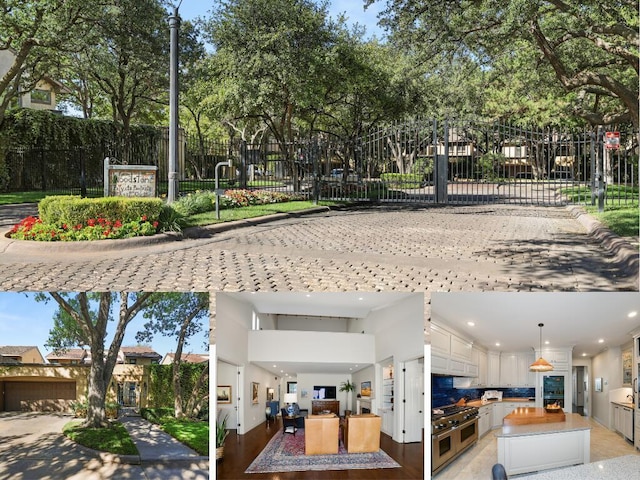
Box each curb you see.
[0,206,332,254]
[566,205,639,279]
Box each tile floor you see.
[433,417,639,479]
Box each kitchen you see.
[429,292,640,478]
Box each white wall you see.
[276,315,350,332]
[217,360,238,430]
[243,363,279,433]
[216,294,253,365]
[592,346,623,427]
[296,373,351,415]
[368,293,423,363]
[248,330,376,366]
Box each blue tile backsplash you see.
[432,375,535,408]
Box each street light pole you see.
[168,6,180,203]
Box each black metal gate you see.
[335,119,638,206]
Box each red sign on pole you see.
[605,131,620,150]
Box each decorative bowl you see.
[545,405,562,413]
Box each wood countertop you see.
[466,398,535,408]
[503,407,565,426]
[496,413,591,438]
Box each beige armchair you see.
[343,413,381,453]
[304,414,339,455]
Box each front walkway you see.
[119,414,207,465]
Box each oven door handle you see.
[433,430,454,440]
[457,417,478,429]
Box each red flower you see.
[141,215,148,222]
[114,220,122,228]
[153,221,159,228]
[87,218,96,227]
[75,224,83,230]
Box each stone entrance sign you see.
[104,158,158,197]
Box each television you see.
[312,385,337,399]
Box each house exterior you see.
[0,49,68,112]
[0,346,45,364]
[118,346,162,365]
[45,348,89,365]
[0,345,163,412]
[161,352,209,365]
[0,364,89,413]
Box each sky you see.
[174,0,386,40]
[0,292,209,360]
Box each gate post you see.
[435,120,448,204]
[595,126,605,212]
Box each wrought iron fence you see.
[3,121,637,208]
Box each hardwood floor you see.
[216,418,424,479]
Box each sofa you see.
[304,414,339,455]
[343,413,381,453]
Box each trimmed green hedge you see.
[380,173,424,188]
[38,195,163,226]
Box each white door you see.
[403,358,424,443]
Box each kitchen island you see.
[515,454,640,479]
[496,413,591,476]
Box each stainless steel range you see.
[431,405,479,475]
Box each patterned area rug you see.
[245,429,401,473]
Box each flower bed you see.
[9,215,159,241]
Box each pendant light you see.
[529,323,554,372]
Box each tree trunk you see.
[85,360,109,428]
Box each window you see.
[126,358,136,364]
[30,89,52,105]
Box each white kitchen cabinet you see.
[537,349,570,370]
[488,352,501,387]
[431,323,451,356]
[451,334,473,362]
[612,404,634,441]
[431,322,477,376]
[479,404,492,437]
[474,348,488,387]
[500,353,519,386]
[491,402,503,428]
[381,409,393,435]
[517,352,536,387]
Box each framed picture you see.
[251,382,259,404]
[361,381,371,397]
[217,385,232,404]
[595,377,603,392]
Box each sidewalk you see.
[119,414,208,466]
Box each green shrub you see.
[141,407,175,423]
[38,195,163,226]
[172,191,216,216]
[380,173,424,188]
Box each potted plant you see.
[216,413,230,460]
[339,380,355,415]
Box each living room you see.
[214,292,425,479]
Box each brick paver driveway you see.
[0,205,635,296]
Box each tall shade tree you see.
[374,0,639,128]
[204,0,338,190]
[0,0,95,126]
[42,292,153,428]
[135,292,209,419]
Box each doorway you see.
[403,357,424,443]
[572,365,588,416]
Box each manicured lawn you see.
[182,200,338,227]
[158,419,209,456]
[0,190,102,205]
[63,420,138,455]
[583,204,639,238]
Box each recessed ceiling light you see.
[544,340,550,345]
[598,339,604,343]
[628,311,638,318]
[273,364,277,368]
[280,370,284,373]
[467,321,475,327]
[495,342,501,347]
[306,294,311,298]
[358,297,364,301]
[582,353,587,357]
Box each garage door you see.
[5,381,76,412]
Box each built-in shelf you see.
[383,365,394,411]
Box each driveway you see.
[0,412,208,480]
